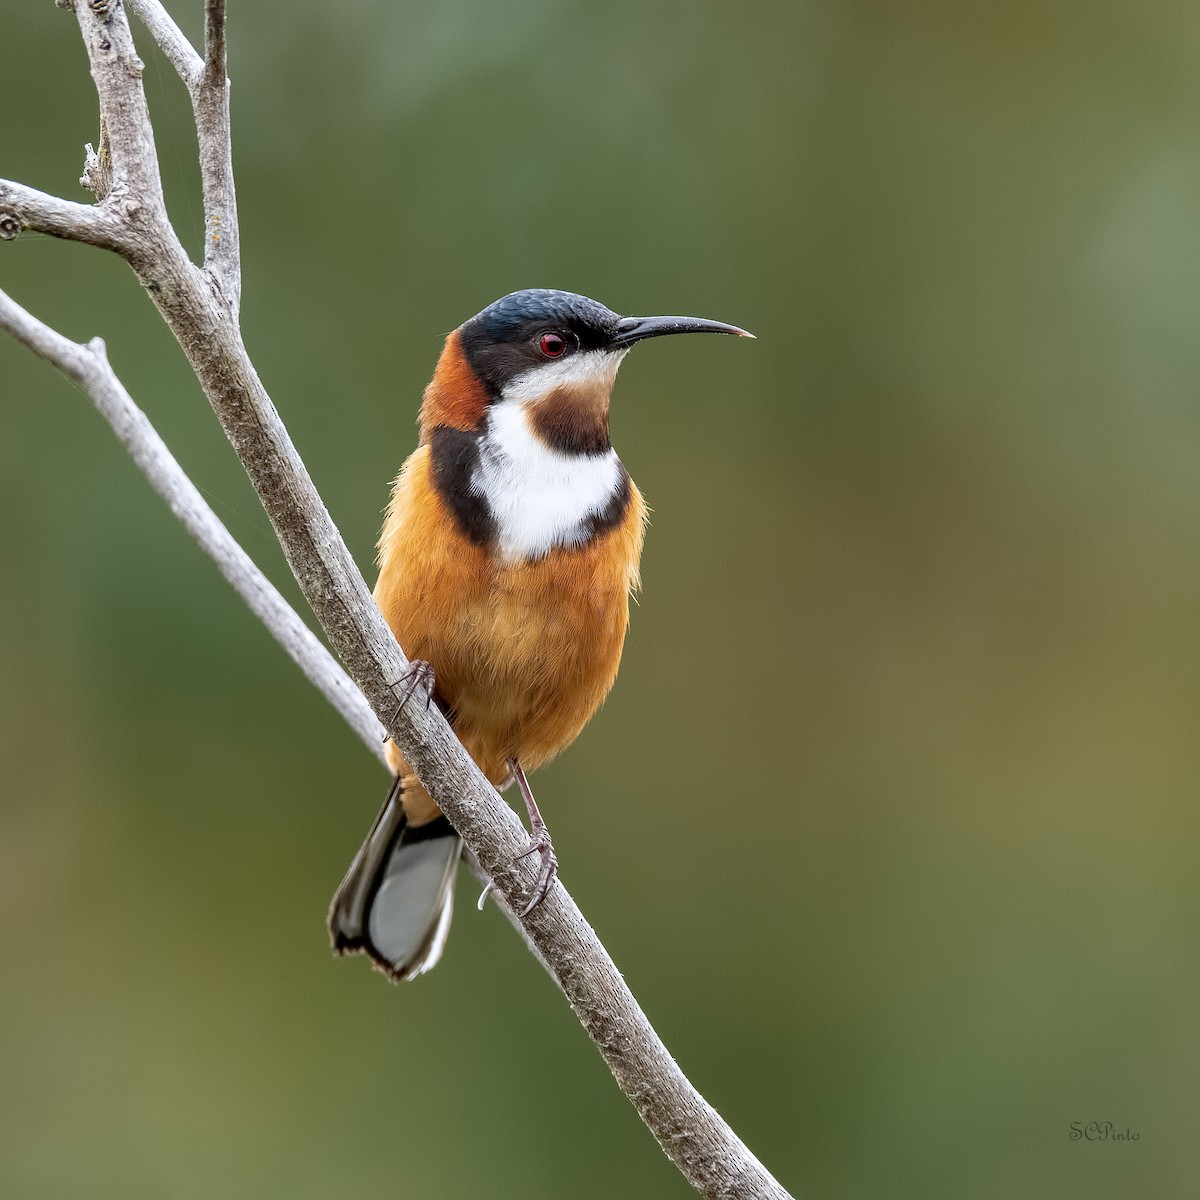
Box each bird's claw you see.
[515,832,558,916]
[382,659,436,741]
[473,836,556,916]
[474,758,559,917]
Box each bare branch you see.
[0,5,793,1197]
[0,283,95,378]
[71,0,167,216]
[120,0,240,313]
[124,0,203,86]
[203,0,227,83]
[195,0,240,312]
[0,178,125,250]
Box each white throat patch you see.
[500,348,627,405]
[472,401,623,561]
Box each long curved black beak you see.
[611,314,755,349]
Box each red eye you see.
[539,332,567,358]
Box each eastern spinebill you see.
[329,288,752,979]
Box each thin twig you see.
[0,179,125,250]
[73,2,167,214]
[124,0,203,86]
[122,0,240,311]
[203,0,227,69]
[196,0,240,312]
[0,6,792,1197]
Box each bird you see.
[328,288,752,980]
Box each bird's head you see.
[419,289,752,454]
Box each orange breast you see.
[374,444,646,820]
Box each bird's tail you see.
[328,775,463,980]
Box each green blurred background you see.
[2,2,1198,1196]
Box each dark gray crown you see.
[458,289,621,396]
[465,289,620,344]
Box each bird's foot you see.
[507,757,558,916]
[514,825,558,916]
[476,829,557,916]
[383,659,436,741]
